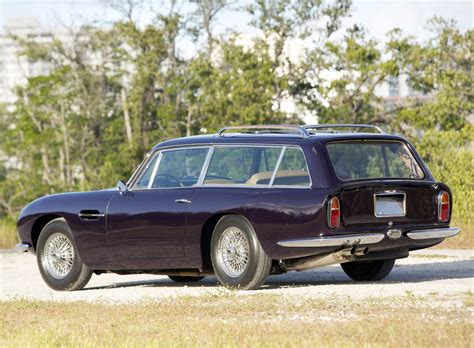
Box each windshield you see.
[326,140,424,181]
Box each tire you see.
[36,218,93,291]
[210,215,271,290]
[168,275,205,283]
[341,259,395,281]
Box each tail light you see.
[438,191,450,222]
[328,197,340,228]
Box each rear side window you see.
[326,140,424,181]
[273,147,311,187]
[204,147,282,185]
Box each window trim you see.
[129,143,312,191]
[130,146,211,191]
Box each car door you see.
[106,147,209,267]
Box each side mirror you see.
[117,180,129,195]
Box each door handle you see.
[175,199,192,204]
[79,210,105,220]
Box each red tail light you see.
[328,197,340,228]
[438,191,450,222]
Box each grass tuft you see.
[0,294,472,347]
[0,217,17,249]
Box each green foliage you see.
[415,126,474,227]
[0,1,472,233]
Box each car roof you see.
[152,132,410,151]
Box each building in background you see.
[0,17,53,104]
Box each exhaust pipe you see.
[284,247,369,272]
[354,247,369,257]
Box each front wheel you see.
[36,218,92,291]
[211,215,271,290]
[341,259,395,281]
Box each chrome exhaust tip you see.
[354,247,369,257]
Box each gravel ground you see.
[1,249,472,303]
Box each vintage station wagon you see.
[16,124,460,290]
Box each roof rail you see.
[303,124,385,134]
[216,125,311,138]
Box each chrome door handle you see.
[175,199,192,204]
[78,210,105,220]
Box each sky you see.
[0,0,472,42]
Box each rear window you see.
[326,140,424,181]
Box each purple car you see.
[16,124,460,290]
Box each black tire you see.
[168,275,205,283]
[211,215,271,290]
[341,259,395,281]
[36,218,93,291]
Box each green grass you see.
[0,217,17,249]
[0,294,472,347]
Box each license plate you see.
[374,192,406,217]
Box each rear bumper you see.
[277,227,460,248]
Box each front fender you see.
[17,190,116,268]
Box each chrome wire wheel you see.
[42,232,75,279]
[217,227,250,278]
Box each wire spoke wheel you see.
[217,227,250,278]
[42,232,75,279]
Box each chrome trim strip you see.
[15,243,30,252]
[407,227,460,240]
[277,233,385,248]
[147,152,163,189]
[197,146,214,185]
[268,146,286,187]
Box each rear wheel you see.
[168,275,205,283]
[211,215,271,290]
[341,259,395,281]
[36,218,92,291]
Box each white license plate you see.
[374,192,406,217]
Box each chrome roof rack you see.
[303,124,385,134]
[216,125,311,138]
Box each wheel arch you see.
[200,212,256,271]
[31,214,64,250]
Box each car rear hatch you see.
[338,180,438,226]
[325,138,443,228]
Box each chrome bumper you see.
[277,233,385,248]
[15,243,30,252]
[277,227,460,248]
[406,227,460,240]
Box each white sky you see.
[0,0,472,41]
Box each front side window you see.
[204,146,282,185]
[272,147,311,187]
[326,140,424,181]
[151,148,209,188]
[134,147,209,189]
[134,154,159,188]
